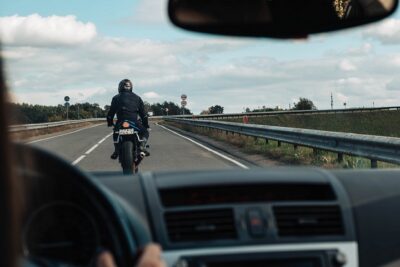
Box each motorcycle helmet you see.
[118,79,133,93]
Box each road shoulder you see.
[159,123,281,168]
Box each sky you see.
[1,0,400,114]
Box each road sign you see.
[181,94,187,100]
[64,96,70,102]
[64,102,70,107]
[181,100,187,107]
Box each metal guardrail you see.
[164,118,400,167]
[9,118,105,132]
[168,106,400,120]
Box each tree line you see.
[9,98,316,123]
[244,98,316,113]
[145,101,191,116]
[10,102,108,124]
[9,100,193,124]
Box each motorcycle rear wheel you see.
[120,141,136,175]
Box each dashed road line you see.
[72,155,86,166]
[72,132,113,165]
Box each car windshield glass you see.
[2,0,400,172]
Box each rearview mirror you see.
[168,0,397,38]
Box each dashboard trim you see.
[162,241,358,267]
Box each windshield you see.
[2,0,400,172]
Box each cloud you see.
[339,59,357,71]
[363,18,400,44]
[0,14,97,46]
[3,13,400,113]
[386,79,400,91]
[143,91,161,99]
[12,87,109,105]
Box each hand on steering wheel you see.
[97,244,166,267]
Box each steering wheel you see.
[14,143,151,267]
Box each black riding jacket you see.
[107,91,149,128]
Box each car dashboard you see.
[96,168,400,267]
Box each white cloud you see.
[3,14,400,113]
[339,59,357,71]
[386,79,400,91]
[143,91,161,99]
[0,14,97,46]
[12,87,109,105]
[336,93,349,103]
[363,18,400,44]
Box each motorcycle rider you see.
[107,79,149,159]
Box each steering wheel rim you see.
[15,143,151,267]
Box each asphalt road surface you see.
[28,122,248,173]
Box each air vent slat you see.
[273,205,344,237]
[165,208,237,242]
[169,220,232,227]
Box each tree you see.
[208,105,224,114]
[150,101,191,116]
[292,98,317,110]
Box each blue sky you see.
[1,0,400,113]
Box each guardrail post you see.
[277,141,281,147]
[265,139,269,144]
[294,144,298,150]
[371,159,378,168]
[338,153,343,163]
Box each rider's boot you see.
[110,143,119,159]
[140,137,150,157]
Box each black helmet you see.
[118,79,133,93]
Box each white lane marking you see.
[84,132,113,155]
[85,144,99,155]
[72,132,113,165]
[72,155,86,165]
[98,133,113,144]
[158,124,249,169]
[27,123,102,144]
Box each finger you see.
[97,251,117,267]
[137,244,166,267]
[141,244,161,260]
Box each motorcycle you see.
[114,120,147,174]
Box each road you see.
[28,122,247,173]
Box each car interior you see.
[2,0,400,267]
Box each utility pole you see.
[77,104,80,119]
[331,92,333,109]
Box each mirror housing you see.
[168,0,398,38]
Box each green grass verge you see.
[225,110,400,137]
[165,122,399,169]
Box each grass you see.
[225,110,400,137]
[165,121,399,169]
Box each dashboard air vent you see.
[165,208,237,242]
[160,183,335,207]
[273,205,344,237]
